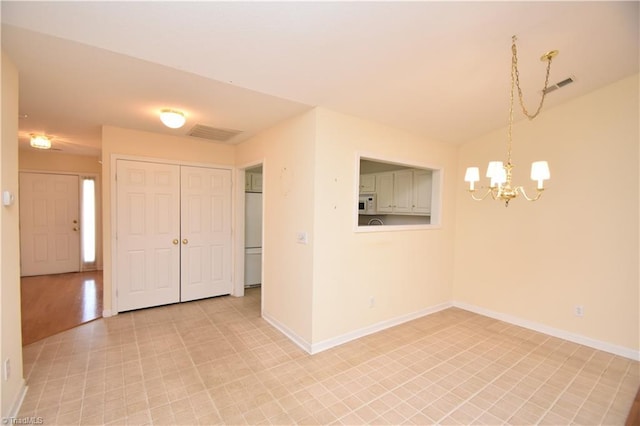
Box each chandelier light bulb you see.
[464,167,480,191]
[160,109,186,129]
[530,161,550,189]
[486,161,505,187]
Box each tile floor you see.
[18,288,639,425]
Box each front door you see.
[180,166,232,302]
[19,172,80,276]
[116,160,181,312]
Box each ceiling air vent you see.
[187,124,243,143]
[543,76,575,95]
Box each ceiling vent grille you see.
[542,76,575,95]
[187,124,243,142]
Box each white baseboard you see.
[7,380,27,419]
[310,302,452,355]
[262,311,313,354]
[264,303,452,355]
[265,301,639,361]
[453,301,640,361]
[102,309,113,318]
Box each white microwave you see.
[358,194,376,214]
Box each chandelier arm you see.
[468,188,495,202]
[515,186,544,202]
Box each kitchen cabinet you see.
[359,173,376,193]
[368,169,431,215]
[376,170,413,213]
[412,170,432,214]
[245,172,263,192]
[376,173,393,213]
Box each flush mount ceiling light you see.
[30,134,51,149]
[160,109,186,129]
[464,35,557,207]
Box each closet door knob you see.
[172,239,179,245]
[182,239,188,245]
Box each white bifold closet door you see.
[116,160,231,312]
[116,161,181,311]
[180,165,232,302]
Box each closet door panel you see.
[180,166,232,302]
[116,160,181,311]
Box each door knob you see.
[73,227,79,231]
[172,239,179,245]
[182,239,188,245]
[73,220,78,224]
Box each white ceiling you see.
[2,1,638,157]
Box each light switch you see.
[2,191,14,206]
[296,231,308,244]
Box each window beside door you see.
[82,177,97,267]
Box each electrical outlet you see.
[369,296,375,308]
[3,358,10,381]
[296,231,308,244]
[574,305,584,317]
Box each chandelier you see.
[464,36,557,207]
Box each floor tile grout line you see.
[333,317,524,424]
[597,356,634,424]
[446,332,573,424]
[499,337,581,425]
[438,338,550,424]
[427,319,551,423]
[532,345,597,425]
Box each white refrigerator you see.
[244,192,262,287]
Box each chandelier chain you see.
[507,52,515,165]
[511,35,554,120]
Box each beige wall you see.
[101,126,235,314]
[454,74,639,353]
[19,150,101,174]
[311,108,458,344]
[235,110,317,343]
[1,52,25,417]
[236,107,459,348]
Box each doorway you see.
[19,172,100,276]
[18,170,103,345]
[244,165,263,289]
[19,172,80,276]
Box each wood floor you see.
[627,386,640,426]
[20,271,103,346]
